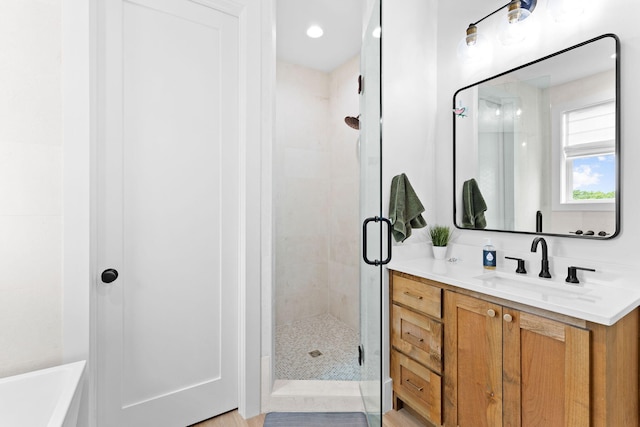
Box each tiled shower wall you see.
[275,56,360,330]
[327,56,360,331]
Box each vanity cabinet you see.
[389,270,639,427]
[390,273,443,426]
[444,292,590,426]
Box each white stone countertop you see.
[388,255,640,326]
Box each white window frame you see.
[551,94,616,212]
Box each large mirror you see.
[454,34,619,239]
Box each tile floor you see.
[275,314,360,381]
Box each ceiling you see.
[276,0,364,73]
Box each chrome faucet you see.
[531,237,551,278]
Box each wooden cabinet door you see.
[502,309,590,427]
[444,292,503,427]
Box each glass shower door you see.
[359,1,385,425]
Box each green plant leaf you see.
[429,225,451,247]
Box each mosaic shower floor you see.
[275,314,360,381]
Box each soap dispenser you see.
[483,239,496,270]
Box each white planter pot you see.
[432,245,448,260]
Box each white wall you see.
[382,0,438,233]
[434,0,640,265]
[381,0,438,411]
[0,0,63,378]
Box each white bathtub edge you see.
[49,360,86,427]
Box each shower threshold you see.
[268,380,364,413]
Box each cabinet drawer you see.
[392,275,442,318]
[392,350,442,425]
[392,304,442,372]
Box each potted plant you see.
[429,225,452,260]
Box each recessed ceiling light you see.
[306,25,324,38]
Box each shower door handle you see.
[362,216,392,266]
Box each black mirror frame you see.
[452,33,620,240]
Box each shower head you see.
[344,115,360,130]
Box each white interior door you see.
[96,0,240,425]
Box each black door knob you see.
[101,268,119,284]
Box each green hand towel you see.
[389,173,427,242]
[462,178,487,229]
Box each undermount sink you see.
[473,271,595,303]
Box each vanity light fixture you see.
[306,25,324,38]
[458,0,536,59]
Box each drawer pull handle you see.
[405,331,424,342]
[403,292,423,300]
[504,314,513,323]
[487,309,496,318]
[405,379,424,392]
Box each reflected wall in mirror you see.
[454,34,619,239]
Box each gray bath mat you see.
[263,412,368,427]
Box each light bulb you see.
[465,24,478,46]
[498,7,533,45]
[457,35,492,61]
[457,27,492,62]
[306,25,324,38]
[507,1,522,23]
